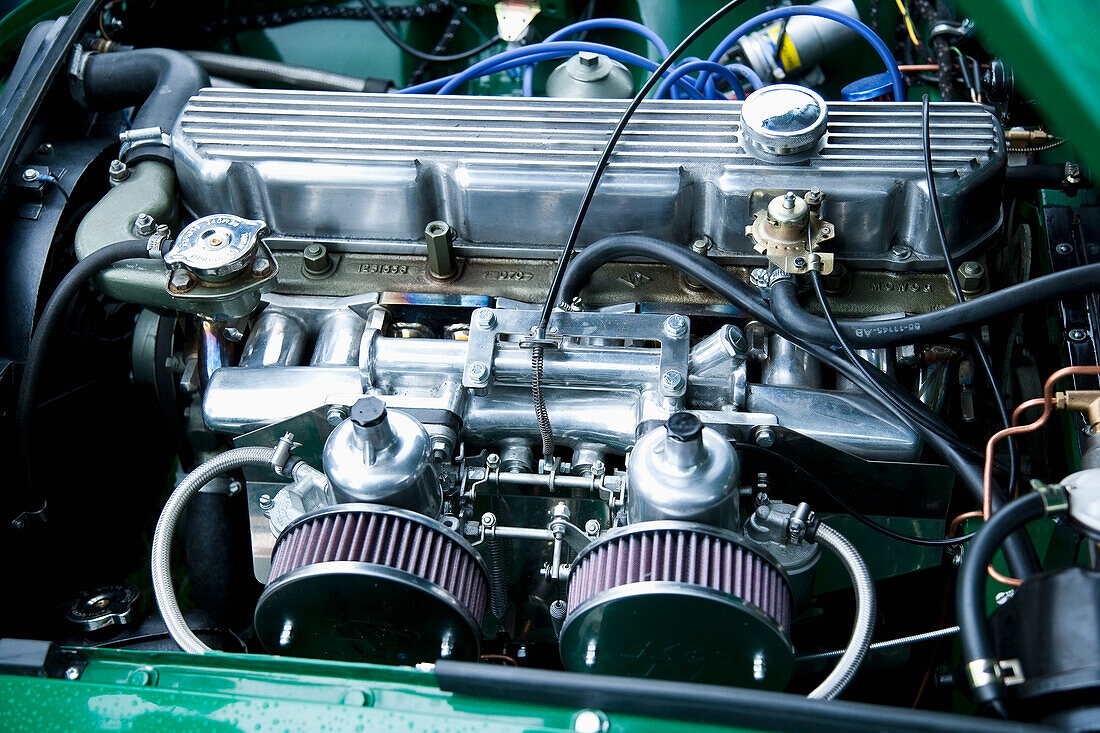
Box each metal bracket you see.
[495,1,541,42]
[462,308,690,397]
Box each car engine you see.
[1,0,1099,729]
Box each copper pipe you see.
[1011,398,1047,426]
[898,64,940,72]
[963,366,1100,587]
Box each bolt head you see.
[258,494,273,510]
[793,256,807,269]
[251,257,272,276]
[754,426,776,448]
[663,314,688,339]
[168,269,196,292]
[584,519,602,536]
[473,308,497,330]
[22,168,39,182]
[326,404,349,426]
[1069,328,1088,343]
[577,51,600,68]
[481,512,497,528]
[64,666,82,681]
[889,245,912,260]
[467,361,490,385]
[302,243,332,276]
[660,369,685,393]
[783,191,796,209]
[134,213,156,237]
[1056,242,1074,255]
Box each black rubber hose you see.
[80,48,209,164]
[956,491,1046,716]
[185,491,243,625]
[558,235,1038,578]
[769,269,1100,349]
[15,240,151,516]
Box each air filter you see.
[560,521,794,689]
[255,504,488,664]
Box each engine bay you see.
[1,0,1099,729]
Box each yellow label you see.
[765,24,802,73]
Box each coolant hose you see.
[152,447,278,654]
[185,51,368,92]
[79,48,209,164]
[769,272,1100,350]
[807,523,876,699]
[15,240,151,518]
[956,491,1047,716]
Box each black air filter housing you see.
[560,521,794,689]
[255,504,488,664]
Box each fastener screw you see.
[251,257,272,276]
[108,159,129,183]
[1069,328,1088,343]
[1056,242,1074,255]
[168,269,196,293]
[302,243,333,276]
[467,361,490,385]
[134,213,156,236]
[64,666,81,681]
[258,494,273,511]
[754,426,776,448]
[793,256,807,269]
[660,369,685,393]
[21,168,39,182]
[889,245,912,260]
[473,308,497,330]
[577,51,600,68]
[327,404,349,426]
[783,191,796,209]
[663,314,688,339]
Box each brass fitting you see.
[1054,390,1100,433]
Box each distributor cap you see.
[164,214,268,283]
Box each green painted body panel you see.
[0,648,749,733]
[954,0,1100,176]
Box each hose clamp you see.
[967,657,1025,691]
[1032,480,1070,517]
[270,432,302,477]
[67,44,96,108]
[118,126,172,162]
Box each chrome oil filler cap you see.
[740,84,828,162]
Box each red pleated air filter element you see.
[256,504,488,664]
[560,522,795,688]
[567,524,791,630]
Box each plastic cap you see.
[350,397,387,428]
[666,412,703,443]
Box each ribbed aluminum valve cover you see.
[173,90,1004,269]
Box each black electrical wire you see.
[15,240,151,521]
[556,233,1039,577]
[736,441,976,547]
[201,1,451,36]
[409,3,465,85]
[528,0,753,463]
[559,235,982,462]
[536,0,752,336]
[359,0,501,63]
[768,264,1100,350]
[921,94,1018,497]
[808,269,1035,576]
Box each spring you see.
[485,534,510,622]
[530,344,555,466]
